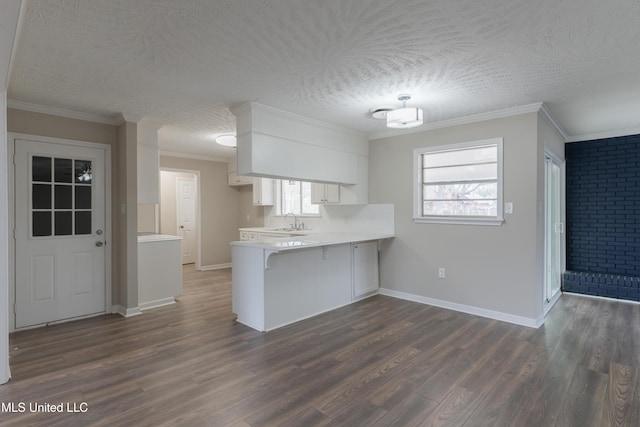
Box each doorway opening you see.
[160,169,201,268]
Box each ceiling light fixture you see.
[215,134,237,147]
[369,106,394,119]
[386,94,423,129]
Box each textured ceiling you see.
[8,0,640,158]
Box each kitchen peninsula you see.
[231,230,393,331]
[231,203,395,332]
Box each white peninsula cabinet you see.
[352,241,379,299]
[231,233,391,332]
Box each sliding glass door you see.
[544,154,563,305]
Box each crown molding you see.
[369,102,545,140]
[115,112,145,124]
[2,0,26,90]
[565,126,640,143]
[159,150,231,163]
[7,99,122,125]
[539,104,569,141]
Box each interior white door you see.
[14,139,106,328]
[177,176,196,264]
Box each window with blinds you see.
[413,138,504,225]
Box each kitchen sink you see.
[264,227,306,232]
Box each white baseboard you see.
[139,298,176,311]
[379,288,542,328]
[112,305,142,317]
[199,262,232,271]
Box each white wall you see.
[369,112,543,324]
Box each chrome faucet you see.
[284,212,300,230]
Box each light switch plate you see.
[505,202,513,214]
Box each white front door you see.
[177,177,196,264]
[14,138,107,328]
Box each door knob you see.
[95,241,104,247]
[180,225,185,229]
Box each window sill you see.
[413,217,504,226]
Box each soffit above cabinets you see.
[8,0,640,159]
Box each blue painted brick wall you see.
[564,134,640,302]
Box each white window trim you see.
[413,138,504,226]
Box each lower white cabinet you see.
[311,182,340,204]
[352,241,379,299]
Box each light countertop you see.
[231,231,394,252]
[137,233,183,243]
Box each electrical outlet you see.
[438,268,446,279]
[505,202,513,214]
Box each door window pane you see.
[54,185,73,209]
[74,160,92,183]
[32,156,52,182]
[75,212,91,235]
[75,186,91,209]
[54,158,73,183]
[33,212,52,237]
[32,184,52,209]
[54,211,73,236]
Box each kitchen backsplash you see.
[264,203,394,234]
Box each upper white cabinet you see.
[253,177,274,206]
[311,183,340,204]
[227,158,253,186]
[228,172,253,186]
[231,102,367,185]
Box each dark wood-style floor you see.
[1,266,639,426]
